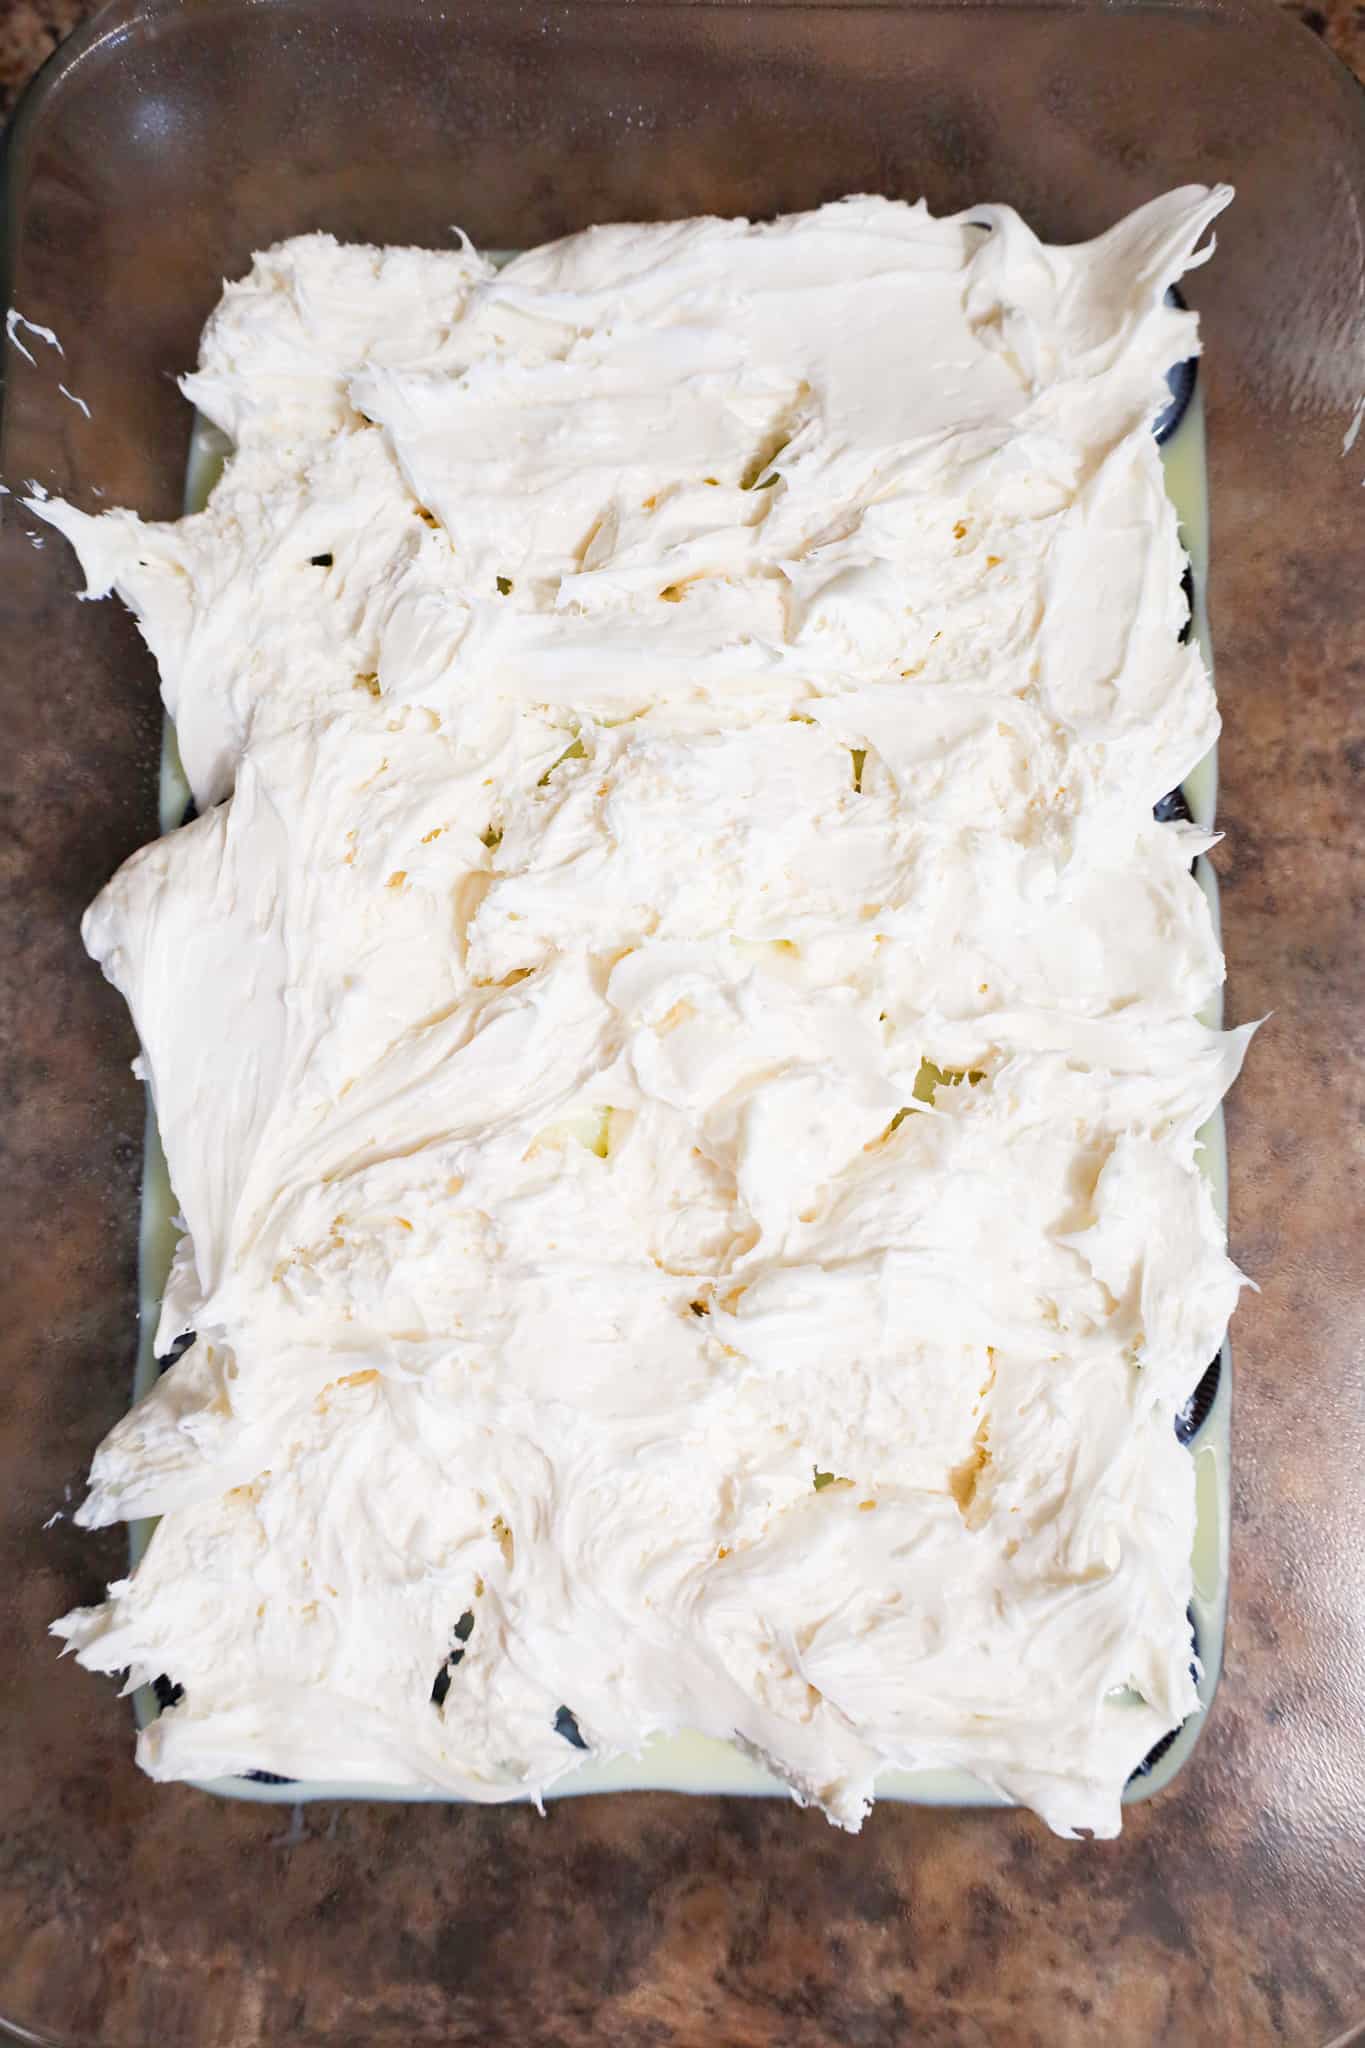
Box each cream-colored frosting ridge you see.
[36,187,1249,1837]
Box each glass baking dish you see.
[4,2,1364,2042]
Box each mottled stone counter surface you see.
[2,4,1364,2044]
[4,0,1361,124]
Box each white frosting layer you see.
[40,188,1248,1836]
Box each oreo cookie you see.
[155,1330,196,1376]
[1154,286,1197,444]
[1176,1353,1223,1445]
[553,1705,589,1751]
[430,1609,477,1708]
[1126,1611,1202,1783]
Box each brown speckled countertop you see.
[0,0,1363,105]
[3,5,1365,2046]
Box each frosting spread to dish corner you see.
[34,186,1250,1836]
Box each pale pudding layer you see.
[38,187,1248,1836]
